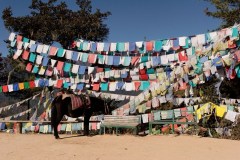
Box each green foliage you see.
[220,78,240,98]
[198,77,220,103]
[230,118,240,140]
[204,0,240,28]
[2,0,111,47]
[203,0,240,99]
[1,0,111,100]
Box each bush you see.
[230,118,240,140]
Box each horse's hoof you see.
[55,136,60,139]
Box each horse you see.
[51,94,113,139]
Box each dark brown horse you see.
[51,94,112,139]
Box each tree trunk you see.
[7,62,25,84]
[7,67,15,84]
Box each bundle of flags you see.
[0,80,47,93]
[0,93,40,114]
[6,24,240,116]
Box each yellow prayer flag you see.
[18,83,24,90]
[216,106,227,117]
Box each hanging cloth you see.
[32,65,39,73]
[92,83,100,91]
[13,49,22,59]
[129,42,135,51]
[146,41,153,51]
[97,42,104,52]
[57,48,65,57]
[71,64,79,74]
[45,66,53,76]
[2,85,8,92]
[55,79,63,88]
[100,82,108,91]
[65,50,73,60]
[123,57,131,66]
[98,54,105,64]
[131,57,140,66]
[26,63,33,72]
[106,56,114,65]
[48,46,58,56]
[42,56,49,66]
[8,32,15,41]
[124,42,129,51]
[13,83,19,91]
[178,51,188,61]
[82,42,90,51]
[90,42,97,52]
[29,52,36,63]
[42,45,49,54]
[63,62,71,72]
[56,61,64,71]
[110,43,117,51]
[18,83,24,90]
[72,52,79,61]
[103,43,110,51]
[88,54,97,63]
[81,53,88,62]
[36,55,43,65]
[22,50,30,60]
[78,66,86,75]
[113,56,120,66]
[117,42,125,52]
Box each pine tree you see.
[204,0,240,28]
[2,0,111,47]
[1,0,111,99]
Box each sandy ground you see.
[0,133,240,160]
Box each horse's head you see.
[89,96,119,115]
[103,99,119,115]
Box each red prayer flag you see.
[139,69,146,75]
[22,50,30,60]
[56,61,64,71]
[26,63,33,72]
[97,67,104,73]
[140,74,148,80]
[29,81,35,88]
[131,57,140,65]
[134,82,141,91]
[178,51,188,62]
[2,85,8,92]
[48,46,58,56]
[88,54,97,63]
[92,83,100,91]
[16,35,22,42]
[56,79,63,88]
[146,41,153,51]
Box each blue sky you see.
[0,0,222,57]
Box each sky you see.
[0,0,222,57]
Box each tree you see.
[2,0,111,48]
[2,0,111,83]
[204,0,240,28]
[1,0,111,100]
[203,0,240,99]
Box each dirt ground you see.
[0,133,240,160]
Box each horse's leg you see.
[84,110,92,136]
[51,104,64,139]
[51,104,59,139]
